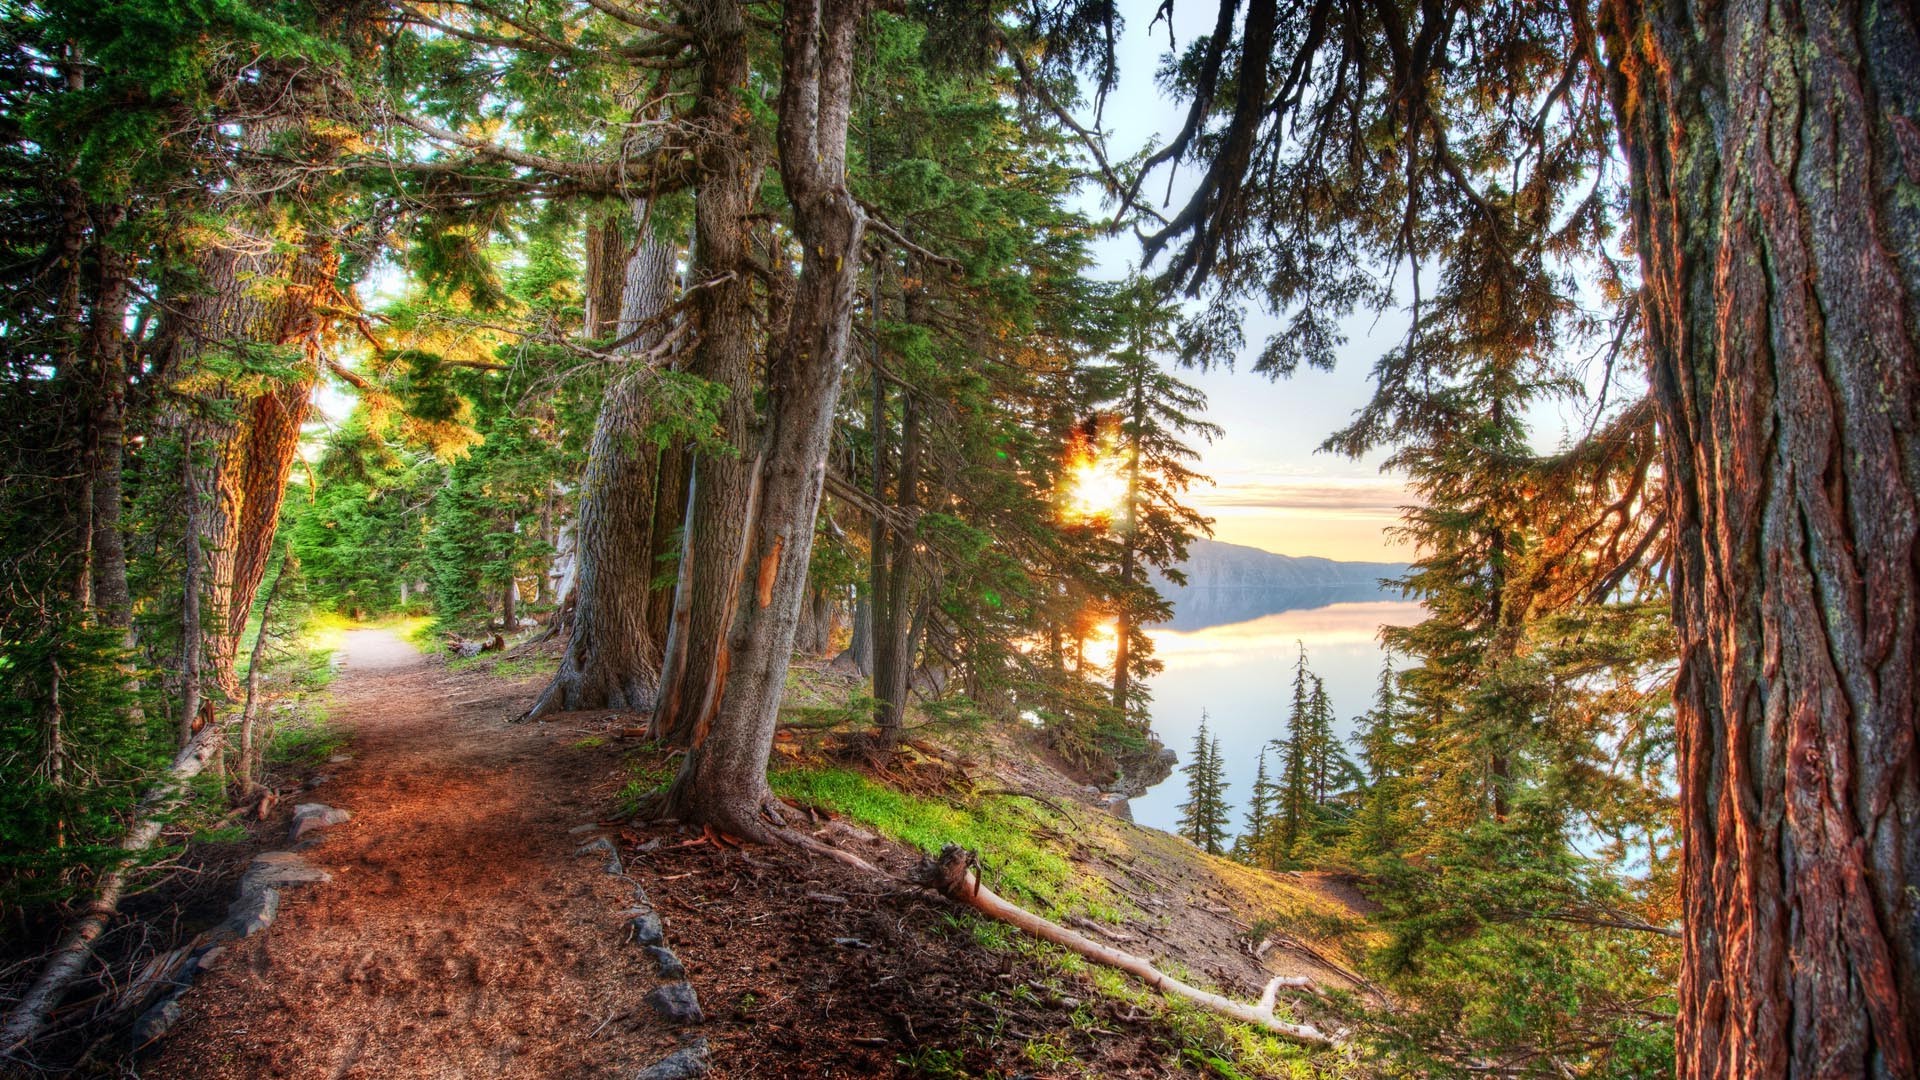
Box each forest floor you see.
[131,628,1378,1079]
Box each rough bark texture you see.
[524,226,677,721]
[651,0,759,747]
[167,226,334,695]
[659,0,867,833]
[582,216,626,340]
[1601,1,1920,1074]
[646,444,691,648]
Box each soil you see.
[132,631,1243,1079]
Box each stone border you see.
[127,804,351,1048]
[572,830,712,1079]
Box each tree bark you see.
[658,0,868,833]
[1601,2,1920,1075]
[583,215,626,340]
[165,225,335,697]
[651,0,760,747]
[873,387,919,737]
[523,224,677,721]
[86,203,132,631]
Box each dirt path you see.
[148,630,663,1080]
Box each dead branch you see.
[917,844,1336,1047]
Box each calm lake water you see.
[1130,590,1426,836]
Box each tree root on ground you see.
[916,843,1337,1047]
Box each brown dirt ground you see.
[136,631,1251,1079]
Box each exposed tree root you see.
[1,726,226,1053]
[916,844,1337,1047]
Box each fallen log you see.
[1,726,226,1053]
[917,844,1335,1047]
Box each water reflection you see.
[1131,594,1427,835]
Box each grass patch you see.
[617,759,677,816]
[769,765,1117,919]
[267,706,345,770]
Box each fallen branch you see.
[1,726,226,1053]
[917,844,1336,1047]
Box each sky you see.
[1072,2,1416,562]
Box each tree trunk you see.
[874,389,919,737]
[179,449,207,750]
[582,216,626,340]
[646,444,691,649]
[87,203,132,631]
[165,225,334,697]
[844,593,874,674]
[658,0,867,834]
[523,226,676,721]
[865,261,891,686]
[651,0,759,747]
[1601,2,1920,1075]
[534,486,555,607]
[237,551,286,793]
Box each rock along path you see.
[148,629,671,1080]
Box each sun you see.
[1060,424,1131,526]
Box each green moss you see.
[770,765,1118,918]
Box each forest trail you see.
[146,630,661,1079]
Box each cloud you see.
[1190,475,1409,516]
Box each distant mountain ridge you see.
[1156,538,1406,591]
[1149,539,1409,631]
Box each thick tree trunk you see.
[1601,2,1920,1075]
[166,226,334,697]
[659,0,867,834]
[844,593,874,674]
[523,227,676,721]
[651,0,759,747]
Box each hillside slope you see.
[121,631,1379,1080]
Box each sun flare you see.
[1060,425,1131,526]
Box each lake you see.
[1129,588,1426,836]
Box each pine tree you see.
[1235,746,1276,867]
[1276,644,1313,865]
[1348,660,1407,859]
[1177,712,1230,855]
[1086,280,1220,725]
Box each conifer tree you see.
[1085,281,1219,723]
[1276,644,1313,864]
[1234,746,1277,867]
[1177,712,1230,855]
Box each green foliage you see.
[285,411,443,619]
[769,766,1116,919]
[0,625,171,912]
[1176,714,1230,855]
